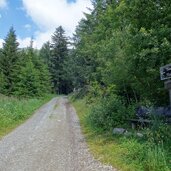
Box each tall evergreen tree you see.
[13,41,51,97]
[0,27,19,95]
[40,41,51,66]
[50,26,69,94]
[0,72,5,93]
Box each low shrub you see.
[88,94,133,131]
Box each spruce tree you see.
[14,58,39,97]
[50,26,68,94]
[0,72,5,93]
[40,41,51,66]
[0,49,5,93]
[13,41,51,97]
[31,48,51,96]
[0,27,19,95]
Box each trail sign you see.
[160,64,171,80]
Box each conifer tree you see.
[0,72,5,93]
[14,57,39,97]
[50,26,68,94]
[40,41,51,66]
[13,41,51,97]
[0,27,19,95]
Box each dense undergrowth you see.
[69,1,171,170]
[72,97,171,171]
[0,94,54,138]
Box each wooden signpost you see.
[160,64,171,106]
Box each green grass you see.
[72,98,171,171]
[0,94,55,138]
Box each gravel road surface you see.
[0,97,116,171]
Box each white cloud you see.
[17,32,52,49]
[0,0,7,8]
[17,37,32,48]
[22,0,92,48]
[0,37,32,49]
[0,39,4,48]
[24,24,31,30]
[0,37,35,49]
[33,30,53,49]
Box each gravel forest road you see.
[0,97,116,171]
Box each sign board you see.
[160,64,171,80]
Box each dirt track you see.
[0,97,116,171]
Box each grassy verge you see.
[72,98,171,171]
[0,94,55,138]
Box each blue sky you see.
[0,0,92,48]
[0,1,37,39]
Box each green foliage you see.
[70,0,171,142]
[70,1,171,170]
[0,27,19,95]
[50,26,70,94]
[0,72,6,93]
[88,94,130,130]
[39,41,51,65]
[13,48,51,97]
[14,58,40,97]
[145,145,170,171]
[0,27,51,97]
[123,0,171,104]
[120,138,170,171]
[146,122,171,145]
[40,26,73,94]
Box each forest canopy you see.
[1,0,171,106]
